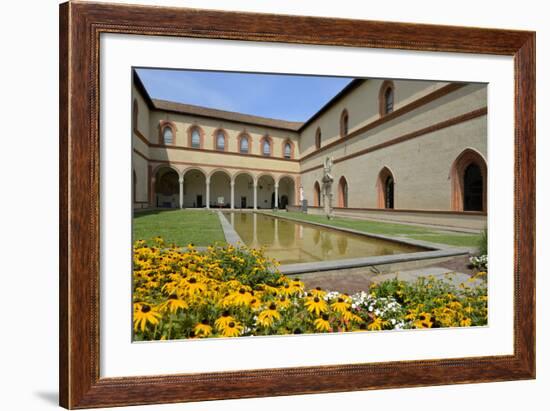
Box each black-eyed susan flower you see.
[160,294,188,313]
[314,314,331,332]
[215,311,235,330]
[304,296,328,316]
[308,287,327,299]
[220,320,243,337]
[277,296,292,309]
[194,320,213,337]
[133,303,161,332]
[330,297,350,314]
[257,303,281,327]
[367,316,389,331]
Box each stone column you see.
[178,176,184,209]
[230,180,235,209]
[253,182,258,210]
[274,183,279,209]
[150,176,156,207]
[205,177,210,209]
[274,218,279,247]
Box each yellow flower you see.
[220,320,243,337]
[257,303,281,327]
[304,296,328,316]
[194,320,213,337]
[133,303,161,332]
[413,312,433,329]
[330,297,350,314]
[182,276,206,295]
[308,287,327,299]
[277,296,292,309]
[230,287,253,307]
[159,294,188,313]
[314,314,331,332]
[215,311,235,330]
[367,317,388,331]
[459,317,472,327]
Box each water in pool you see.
[223,212,423,265]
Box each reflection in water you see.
[223,212,423,265]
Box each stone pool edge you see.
[217,211,243,246]
[253,211,470,275]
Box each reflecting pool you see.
[223,212,424,265]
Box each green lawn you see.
[281,211,481,248]
[133,209,225,247]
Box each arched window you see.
[162,126,174,145]
[215,130,226,151]
[379,80,395,116]
[377,167,395,209]
[463,164,483,211]
[239,134,250,154]
[261,136,272,156]
[384,88,394,114]
[132,99,138,132]
[191,128,201,148]
[384,176,394,209]
[283,140,294,159]
[340,109,349,138]
[450,149,487,212]
[313,181,321,207]
[315,127,322,150]
[338,177,348,208]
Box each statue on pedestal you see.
[322,157,334,219]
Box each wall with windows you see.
[298,79,449,158]
[133,76,487,221]
[300,83,487,212]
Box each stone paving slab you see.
[371,267,484,288]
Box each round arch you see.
[338,176,349,208]
[209,169,231,208]
[313,181,321,207]
[182,168,207,208]
[376,166,396,209]
[153,165,179,208]
[450,148,487,212]
[257,174,276,209]
[233,172,255,209]
[278,175,296,209]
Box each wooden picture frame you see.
[59,1,535,408]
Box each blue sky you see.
[135,68,354,122]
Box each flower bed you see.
[133,238,487,340]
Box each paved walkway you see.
[299,256,483,294]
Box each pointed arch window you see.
[340,110,349,138]
[162,126,173,145]
[379,80,395,116]
[239,134,250,154]
[215,130,226,151]
[191,128,201,148]
[262,136,272,156]
[338,177,349,208]
[315,128,322,150]
[283,141,293,159]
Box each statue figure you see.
[321,157,334,219]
